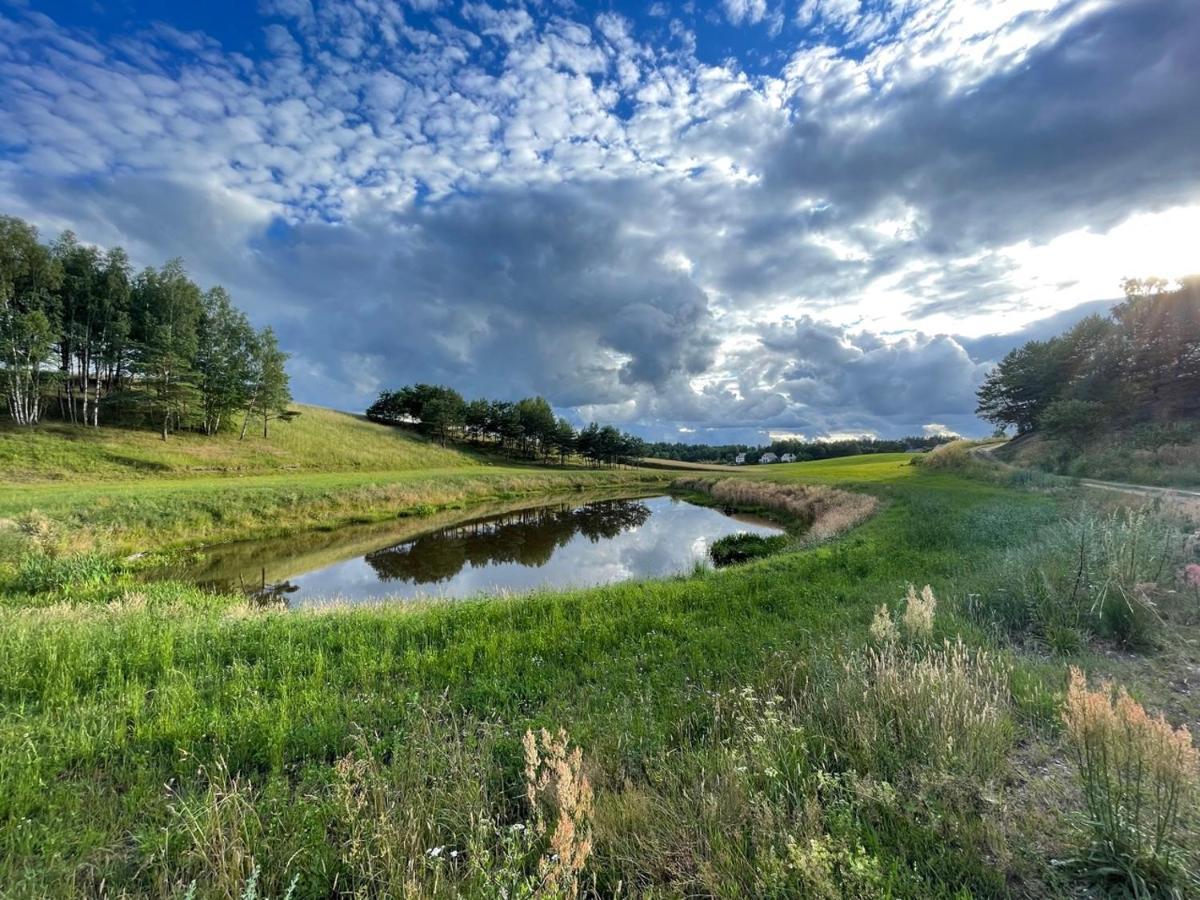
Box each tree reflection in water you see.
[364,499,652,584]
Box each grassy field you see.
[1,432,1198,897]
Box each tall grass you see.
[674,477,878,541]
[961,506,1185,648]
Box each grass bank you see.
[0,466,669,558]
[0,408,667,557]
[1,451,1197,896]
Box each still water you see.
[179,494,784,607]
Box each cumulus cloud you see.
[0,0,1198,442]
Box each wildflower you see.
[869,604,898,643]
[427,847,444,858]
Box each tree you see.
[975,339,1068,433]
[464,398,491,442]
[0,217,61,425]
[240,327,295,439]
[515,396,556,458]
[130,260,204,440]
[196,287,255,435]
[420,391,466,446]
[52,232,104,425]
[552,417,577,465]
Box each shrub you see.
[1041,399,1105,447]
[708,532,789,567]
[912,439,976,472]
[1061,667,1199,895]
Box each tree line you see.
[643,434,955,465]
[0,215,292,439]
[976,278,1200,443]
[366,384,648,465]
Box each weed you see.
[1061,667,1199,895]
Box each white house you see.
[779,453,796,463]
[759,452,778,464]
[734,453,746,465]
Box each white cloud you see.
[723,0,769,26]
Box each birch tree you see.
[0,217,60,425]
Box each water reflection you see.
[179,494,783,607]
[365,500,652,583]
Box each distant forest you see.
[976,278,1200,442]
[367,384,647,466]
[643,435,955,465]
[0,215,291,439]
[368,383,956,466]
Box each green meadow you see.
[1,432,1197,897]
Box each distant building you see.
[779,453,796,463]
[759,452,778,464]
[734,453,746,465]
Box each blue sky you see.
[2,0,1198,442]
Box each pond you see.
[174,494,785,607]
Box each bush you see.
[1062,667,1199,895]
[674,477,878,542]
[708,532,789,567]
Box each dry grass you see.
[1061,667,1198,892]
[674,477,878,542]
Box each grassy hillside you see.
[996,427,1200,487]
[0,405,480,482]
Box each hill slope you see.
[0,405,481,482]
[995,429,1200,488]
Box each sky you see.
[1,0,1198,443]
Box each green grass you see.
[0,404,480,482]
[1,444,1196,896]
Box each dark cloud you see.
[763,0,1200,260]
